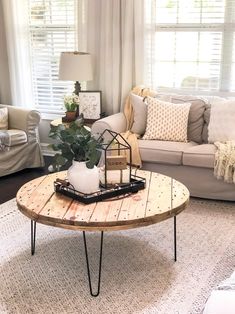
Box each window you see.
[145,0,235,94]
[28,0,77,115]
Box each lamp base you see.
[74,81,81,95]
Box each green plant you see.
[49,120,102,171]
[63,93,79,112]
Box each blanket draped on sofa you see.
[214,141,235,184]
[0,131,10,152]
[122,86,156,167]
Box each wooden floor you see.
[0,156,53,205]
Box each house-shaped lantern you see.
[98,129,132,188]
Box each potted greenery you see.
[63,93,80,121]
[49,120,102,194]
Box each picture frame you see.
[79,91,102,120]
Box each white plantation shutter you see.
[145,0,235,94]
[28,0,77,114]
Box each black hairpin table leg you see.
[31,220,36,256]
[82,231,104,297]
[174,215,177,262]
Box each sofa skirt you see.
[142,162,235,201]
[0,141,44,177]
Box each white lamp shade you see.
[59,52,93,82]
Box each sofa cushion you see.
[6,129,27,147]
[183,144,215,168]
[143,97,191,142]
[155,94,207,143]
[130,93,147,135]
[202,105,211,143]
[138,139,197,165]
[202,95,227,106]
[202,97,229,143]
[172,97,206,143]
[208,100,235,143]
[0,107,8,130]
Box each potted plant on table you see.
[63,93,80,121]
[49,120,102,194]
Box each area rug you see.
[0,198,234,314]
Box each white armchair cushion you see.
[6,129,27,147]
[0,107,8,130]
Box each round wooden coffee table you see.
[16,170,189,297]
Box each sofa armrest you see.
[0,104,41,140]
[91,112,127,137]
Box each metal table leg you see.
[174,215,177,262]
[82,231,104,297]
[31,220,36,255]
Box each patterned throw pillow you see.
[143,97,191,142]
[0,108,8,130]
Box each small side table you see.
[50,118,69,127]
[50,118,92,131]
[50,112,105,128]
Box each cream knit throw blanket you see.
[214,141,235,183]
[121,86,157,167]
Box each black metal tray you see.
[54,174,146,204]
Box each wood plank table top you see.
[16,170,190,232]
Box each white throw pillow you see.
[130,93,147,135]
[143,97,191,142]
[0,107,8,130]
[208,100,235,143]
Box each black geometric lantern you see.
[98,129,132,188]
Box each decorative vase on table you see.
[48,119,102,194]
[67,160,99,194]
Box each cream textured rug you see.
[0,198,235,314]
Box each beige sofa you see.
[0,104,44,177]
[91,95,235,201]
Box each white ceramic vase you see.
[67,160,99,194]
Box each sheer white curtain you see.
[86,0,144,114]
[0,1,11,104]
[2,0,33,107]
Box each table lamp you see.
[59,52,93,95]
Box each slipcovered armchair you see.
[0,104,44,177]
